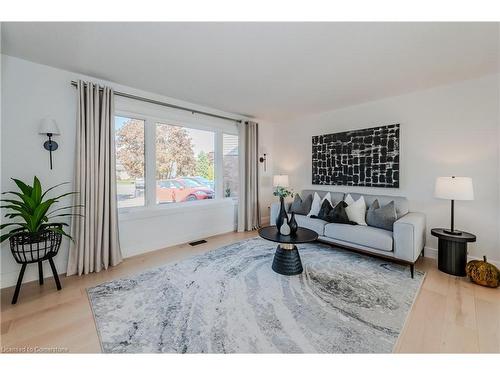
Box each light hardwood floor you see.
[1,230,499,353]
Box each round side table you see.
[431,228,476,276]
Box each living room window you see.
[223,133,239,199]
[114,112,238,213]
[115,116,146,208]
[155,123,215,204]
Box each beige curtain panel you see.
[238,121,261,231]
[67,80,123,276]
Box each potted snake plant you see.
[0,176,80,264]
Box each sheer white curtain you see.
[67,80,122,276]
[237,121,261,231]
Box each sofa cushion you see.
[307,192,322,217]
[302,190,345,206]
[294,214,327,236]
[311,199,333,221]
[307,192,332,217]
[347,192,409,218]
[366,199,397,231]
[324,223,393,252]
[312,200,355,225]
[290,194,313,215]
[344,194,367,226]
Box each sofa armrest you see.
[270,201,292,225]
[393,212,426,263]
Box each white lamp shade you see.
[39,118,60,135]
[273,175,289,187]
[434,176,474,200]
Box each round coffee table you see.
[258,226,318,276]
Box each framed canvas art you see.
[312,124,400,188]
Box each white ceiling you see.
[2,22,498,122]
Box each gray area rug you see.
[87,237,424,353]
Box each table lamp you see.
[434,176,474,235]
[273,174,289,188]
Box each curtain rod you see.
[70,80,242,123]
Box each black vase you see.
[275,196,288,230]
[289,212,298,235]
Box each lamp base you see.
[443,229,462,236]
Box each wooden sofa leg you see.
[410,264,415,279]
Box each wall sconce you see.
[259,153,267,172]
[39,118,60,170]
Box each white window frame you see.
[115,108,239,218]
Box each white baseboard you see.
[423,246,500,268]
[423,246,438,259]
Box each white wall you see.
[272,75,500,263]
[256,119,276,225]
[1,55,270,287]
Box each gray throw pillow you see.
[366,200,397,231]
[290,194,313,215]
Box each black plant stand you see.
[9,230,63,304]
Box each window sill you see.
[118,198,237,222]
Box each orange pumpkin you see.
[466,256,500,288]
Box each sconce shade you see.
[39,118,60,135]
[273,175,289,188]
[434,176,474,201]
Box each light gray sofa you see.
[270,190,426,277]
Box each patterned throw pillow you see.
[366,199,397,231]
[290,194,313,215]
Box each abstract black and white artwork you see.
[312,124,400,188]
